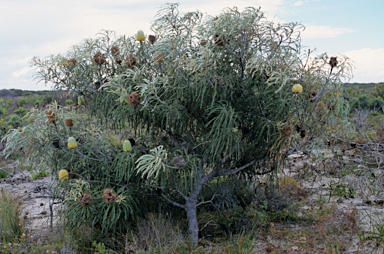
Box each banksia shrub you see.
[13,3,352,246]
[281,125,293,137]
[128,92,140,107]
[79,193,92,206]
[93,51,106,65]
[103,188,117,203]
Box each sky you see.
[1,0,383,91]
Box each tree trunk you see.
[185,198,199,246]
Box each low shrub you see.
[369,97,384,110]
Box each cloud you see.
[12,67,30,78]
[343,48,384,83]
[293,1,305,6]
[301,25,355,39]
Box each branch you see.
[197,194,218,207]
[161,193,186,209]
[220,159,258,176]
[175,188,188,201]
[222,143,239,164]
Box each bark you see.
[185,199,199,246]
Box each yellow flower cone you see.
[67,137,78,148]
[123,140,132,152]
[292,84,303,93]
[59,169,69,181]
[136,30,146,42]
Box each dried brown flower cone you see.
[65,118,73,127]
[79,193,92,206]
[214,34,226,46]
[200,39,208,46]
[93,51,106,65]
[103,188,117,203]
[172,156,186,168]
[125,53,137,68]
[46,110,58,123]
[114,55,123,65]
[67,58,77,70]
[281,125,293,137]
[329,57,337,68]
[377,128,384,142]
[148,35,156,44]
[128,92,140,107]
[111,46,120,55]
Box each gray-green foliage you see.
[5,3,353,245]
[3,102,140,234]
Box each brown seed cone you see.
[200,39,208,46]
[79,193,92,207]
[67,58,77,70]
[114,55,123,65]
[377,128,384,142]
[128,92,140,107]
[65,118,73,127]
[281,125,293,137]
[125,53,137,68]
[148,35,156,44]
[329,57,338,68]
[102,188,117,203]
[111,46,119,55]
[214,34,226,46]
[46,110,58,123]
[93,51,106,65]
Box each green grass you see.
[31,168,49,180]
[0,189,24,242]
